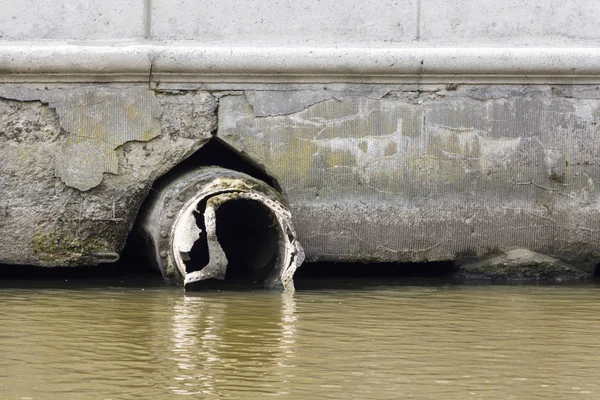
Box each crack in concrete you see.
[0,87,162,191]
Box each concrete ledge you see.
[0,43,151,82]
[1,42,600,85]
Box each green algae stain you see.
[358,141,368,153]
[323,147,356,169]
[33,231,108,263]
[384,141,398,156]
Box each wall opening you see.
[153,137,281,192]
[123,136,285,280]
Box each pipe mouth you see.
[213,199,283,282]
[170,176,303,289]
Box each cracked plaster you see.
[218,88,600,270]
[0,87,216,266]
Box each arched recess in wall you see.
[153,137,283,194]
[123,137,303,289]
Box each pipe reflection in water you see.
[168,290,297,397]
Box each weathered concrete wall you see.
[0,1,598,277]
[2,0,599,45]
[0,0,145,40]
[420,0,600,45]
[0,87,216,266]
[151,0,418,43]
[1,84,600,271]
[218,86,600,269]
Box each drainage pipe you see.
[137,167,304,289]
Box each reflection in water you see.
[1,282,600,399]
[168,291,297,397]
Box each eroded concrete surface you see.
[457,249,589,281]
[1,84,600,273]
[219,86,600,271]
[0,86,216,266]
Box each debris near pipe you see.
[138,167,304,290]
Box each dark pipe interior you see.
[185,199,282,283]
[154,138,281,192]
[215,199,282,282]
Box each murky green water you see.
[2,278,600,399]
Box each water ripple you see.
[1,284,600,399]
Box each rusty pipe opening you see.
[139,167,304,289]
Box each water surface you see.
[1,278,600,399]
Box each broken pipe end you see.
[138,167,303,290]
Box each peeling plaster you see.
[0,87,161,191]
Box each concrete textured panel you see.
[0,88,162,191]
[0,88,217,267]
[421,0,600,45]
[218,88,600,268]
[151,0,417,43]
[52,90,162,190]
[0,0,144,40]
[1,0,597,46]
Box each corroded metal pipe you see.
[138,167,304,289]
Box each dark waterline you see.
[0,260,598,291]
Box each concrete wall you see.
[421,0,600,45]
[0,87,217,267]
[1,0,598,45]
[2,1,598,86]
[0,0,145,40]
[218,86,600,268]
[2,84,599,270]
[151,0,418,43]
[1,1,600,275]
